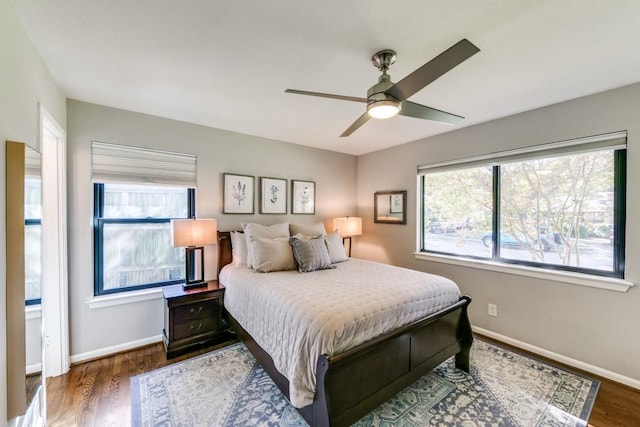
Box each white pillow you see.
[250,236,297,273]
[230,231,248,267]
[324,231,347,263]
[289,222,326,237]
[242,222,290,269]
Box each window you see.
[90,141,198,295]
[94,183,196,295]
[419,133,626,279]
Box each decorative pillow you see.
[230,231,248,267]
[289,236,334,273]
[289,222,326,237]
[242,222,290,269]
[324,231,347,263]
[250,236,297,273]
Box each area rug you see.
[131,340,599,426]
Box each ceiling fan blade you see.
[285,89,367,103]
[386,39,480,101]
[340,112,370,137]
[400,101,464,124]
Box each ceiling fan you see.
[285,39,480,137]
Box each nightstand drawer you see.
[174,299,218,323]
[173,317,217,340]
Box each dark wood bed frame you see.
[217,231,473,427]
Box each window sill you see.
[414,252,633,293]
[87,287,164,309]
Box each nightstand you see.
[162,280,229,358]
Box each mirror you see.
[25,144,43,419]
[374,190,407,224]
[6,141,43,423]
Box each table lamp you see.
[333,216,362,257]
[171,218,217,289]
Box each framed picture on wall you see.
[259,177,287,214]
[223,173,254,214]
[291,180,315,214]
[374,190,406,224]
[390,192,404,213]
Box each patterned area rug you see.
[131,340,599,426]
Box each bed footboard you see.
[309,295,472,427]
[227,295,472,427]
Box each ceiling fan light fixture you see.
[367,100,401,119]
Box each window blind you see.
[91,141,197,187]
[24,146,41,177]
[417,131,627,175]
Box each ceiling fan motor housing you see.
[367,78,398,103]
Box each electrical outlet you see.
[488,303,498,317]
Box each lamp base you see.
[343,236,353,257]
[183,280,207,290]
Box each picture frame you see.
[223,173,254,214]
[390,192,404,213]
[374,190,407,224]
[291,180,315,214]
[259,177,287,214]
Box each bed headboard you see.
[217,231,234,277]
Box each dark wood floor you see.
[44,335,640,427]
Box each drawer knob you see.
[189,306,203,314]
[190,322,204,330]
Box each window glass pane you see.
[25,224,41,301]
[499,150,614,272]
[102,222,184,291]
[103,183,188,218]
[25,176,41,220]
[423,166,493,257]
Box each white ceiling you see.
[11,0,640,156]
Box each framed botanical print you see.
[390,192,404,213]
[223,173,254,214]
[291,180,315,214]
[260,177,287,214]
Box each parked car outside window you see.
[482,231,552,252]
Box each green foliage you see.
[424,166,493,231]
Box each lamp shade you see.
[333,217,362,238]
[171,218,217,247]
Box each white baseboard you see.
[70,335,163,365]
[473,325,640,390]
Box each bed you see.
[217,230,473,427]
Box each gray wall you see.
[0,0,66,422]
[66,100,357,357]
[357,83,640,383]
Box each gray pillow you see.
[289,236,334,273]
